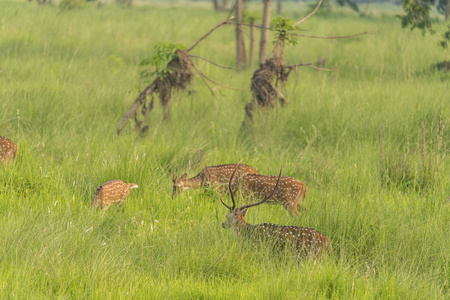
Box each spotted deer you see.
[0,136,18,165]
[231,172,307,216]
[91,180,138,209]
[172,163,258,198]
[221,166,331,259]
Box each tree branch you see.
[284,63,336,72]
[191,63,216,97]
[284,63,313,68]
[116,83,157,134]
[191,63,250,92]
[293,0,323,27]
[296,31,369,39]
[187,16,235,52]
[269,82,285,101]
[229,21,252,40]
[228,22,270,30]
[188,55,240,70]
[306,65,336,71]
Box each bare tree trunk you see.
[249,20,255,69]
[223,0,229,8]
[277,0,282,15]
[446,0,450,21]
[235,0,247,68]
[213,0,219,10]
[259,0,271,65]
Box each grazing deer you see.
[231,173,307,216]
[172,163,258,198]
[0,136,18,165]
[221,166,331,259]
[91,180,138,209]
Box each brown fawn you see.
[91,180,138,209]
[231,172,307,216]
[221,166,331,259]
[0,136,18,166]
[172,164,258,198]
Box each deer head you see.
[221,164,282,231]
[172,173,188,198]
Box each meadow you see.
[0,0,449,298]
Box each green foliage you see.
[440,23,450,49]
[140,42,186,79]
[336,0,359,13]
[436,0,448,14]
[399,0,450,54]
[271,16,299,46]
[399,0,434,35]
[242,9,259,24]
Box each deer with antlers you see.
[231,172,307,217]
[221,166,331,259]
[172,163,258,198]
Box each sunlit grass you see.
[0,0,449,298]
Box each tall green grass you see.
[0,1,449,298]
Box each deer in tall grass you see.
[0,136,18,166]
[91,180,138,210]
[231,172,307,217]
[172,164,258,198]
[221,166,331,259]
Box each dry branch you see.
[284,63,336,72]
[188,55,239,70]
[187,16,234,52]
[191,63,216,97]
[191,63,250,92]
[241,0,367,130]
[296,32,368,39]
[116,83,156,134]
[293,0,323,27]
[117,17,236,135]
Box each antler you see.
[220,163,241,211]
[238,167,282,211]
[204,166,212,182]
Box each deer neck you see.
[233,218,252,235]
[184,175,204,189]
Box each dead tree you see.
[213,0,230,11]
[213,0,220,10]
[235,0,247,68]
[242,0,368,128]
[116,17,236,135]
[259,0,271,65]
[249,17,256,69]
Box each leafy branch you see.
[271,17,299,47]
[140,42,187,80]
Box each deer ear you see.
[241,209,248,217]
[180,173,188,180]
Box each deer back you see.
[245,223,331,258]
[234,174,307,216]
[173,164,258,196]
[203,164,258,186]
[91,180,138,209]
[0,136,18,164]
